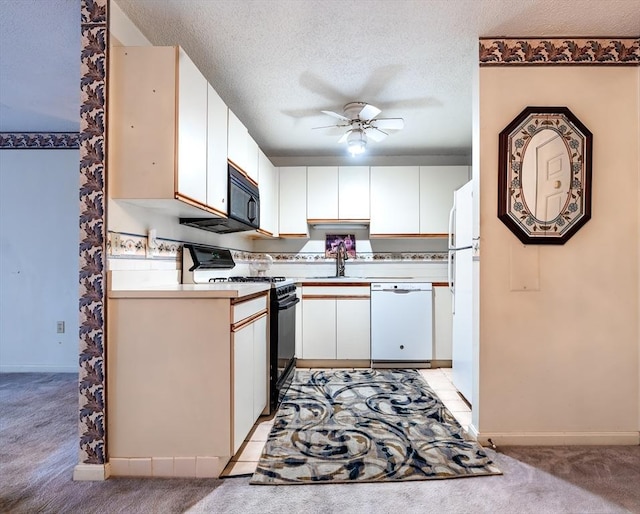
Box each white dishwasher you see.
[370,282,433,362]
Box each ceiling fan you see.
[314,102,404,156]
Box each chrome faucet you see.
[336,240,348,277]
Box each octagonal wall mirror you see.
[498,106,592,245]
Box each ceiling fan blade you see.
[358,103,381,121]
[337,130,352,144]
[371,118,404,130]
[365,127,388,142]
[321,110,349,122]
[312,123,349,130]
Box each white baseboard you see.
[0,365,77,373]
[466,423,480,441]
[73,463,111,481]
[476,431,640,446]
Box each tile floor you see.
[221,367,472,478]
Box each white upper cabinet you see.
[245,134,259,184]
[227,110,259,183]
[206,84,228,215]
[338,166,369,220]
[370,166,420,236]
[110,46,209,214]
[307,166,339,219]
[307,166,369,221]
[279,167,309,237]
[227,110,248,174]
[109,46,229,218]
[419,166,469,235]
[176,48,208,206]
[258,149,278,237]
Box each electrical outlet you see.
[111,233,122,255]
[56,321,65,334]
[146,228,157,258]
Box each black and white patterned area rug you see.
[250,369,501,485]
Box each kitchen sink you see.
[306,276,363,279]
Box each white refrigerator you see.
[448,181,474,403]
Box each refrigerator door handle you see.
[447,250,453,293]
[448,249,455,315]
[448,204,456,250]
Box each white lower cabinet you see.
[302,298,336,359]
[336,298,370,359]
[233,323,255,454]
[252,315,268,419]
[433,286,453,360]
[301,286,370,361]
[232,299,268,454]
[107,291,269,478]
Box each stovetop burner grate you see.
[227,276,287,283]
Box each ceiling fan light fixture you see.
[347,129,367,156]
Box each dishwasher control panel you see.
[371,282,432,292]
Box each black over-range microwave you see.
[180,163,260,234]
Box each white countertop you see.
[109,282,271,299]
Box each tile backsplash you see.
[107,231,448,278]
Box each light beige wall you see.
[478,66,639,444]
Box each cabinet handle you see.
[232,310,267,332]
[247,197,257,223]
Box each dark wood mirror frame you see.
[498,106,592,245]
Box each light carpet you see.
[251,369,501,485]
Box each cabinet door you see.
[109,46,177,199]
[336,298,370,359]
[233,323,254,454]
[419,166,469,235]
[307,166,338,219]
[258,150,278,236]
[176,47,208,205]
[278,167,309,237]
[245,135,259,184]
[302,298,336,359]
[206,85,228,214]
[338,166,369,220]
[433,286,453,360]
[227,109,248,174]
[370,166,420,235]
[295,287,303,359]
[252,314,268,419]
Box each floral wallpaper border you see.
[108,232,182,260]
[78,0,107,466]
[267,251,447,262]
[479,38,639,65]
[0,132,80,149]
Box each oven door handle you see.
[277,296,300,310]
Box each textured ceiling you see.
[1,0,638,161]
